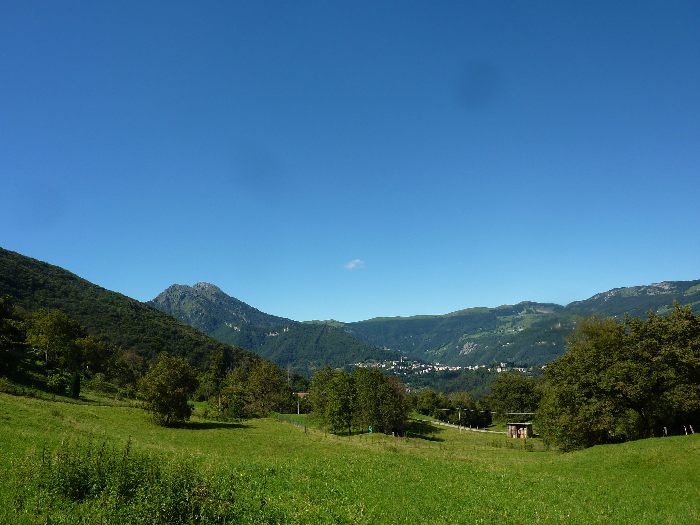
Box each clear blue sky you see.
[2,2,699,322]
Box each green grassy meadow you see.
[1,392,698,524]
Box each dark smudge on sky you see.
[229,141,290,198]
[456,61,503,110]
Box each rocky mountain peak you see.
[192,282,222,293]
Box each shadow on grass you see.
[404,419,445,442]
[331,419,446,441]
[181,420,250,430]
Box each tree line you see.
[0,295,301,426]
[536,304,700,450]
[403,305,699,451]
[308,367,408,435]
[1,297,119,398]
[4,292,697,447]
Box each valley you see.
[1,391,697,524]
[150,275,700,374]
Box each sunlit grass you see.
[1,392,698,524]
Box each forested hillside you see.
[341,282,700,366]
[0,248,257,370]
[344,302,570,365]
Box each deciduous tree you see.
[488,373,540,421]
[138,353,199,426]
[536,306,700,450]
[245,360,292,416]
[25,309,83,370]
[327,371,355,434]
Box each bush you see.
[88,372,118,395]
[46,371,70,395]
[0,376,25,395]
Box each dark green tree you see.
[245,360,292,416]
[0,295,27,376]
[352,368,383,431]
[309,367,408,435]
[376,376,407,434]
[138,353,199,426]
[536,306,700,450]
[414,388,451,419]
[447,392,479,426]
[74,336,111,375]
[210,369,249,420]
[488,373,541,421]
[308,367,337,424]
[326,371,355,434]
[108,349,145,389]
[623,305,700,433]
[70,371,81,399]
[536,316,630,450]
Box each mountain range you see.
[148,283,399,376]
[2,246,698,376]
[151,278,700,369]
[339,279,700,366]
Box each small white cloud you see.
[344,258,365,270]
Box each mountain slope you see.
[341,281,700,366]
[149,284,398,375]
[344,302,572,366]
[152,283,291,334]
[566,281,700,317]
[0,248,259,370]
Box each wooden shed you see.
[507,423,533,439]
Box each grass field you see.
[1,391,698,524]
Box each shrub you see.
[88,372,118,395]
[46,371,70,395]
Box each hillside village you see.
[355,358,532,376]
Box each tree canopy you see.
[536,305,700,450]
[309,368,408,435]
[488,373,540,421]
[138,353,199,426]
[0,295,26,376]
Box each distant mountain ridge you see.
[150,278,700,372]
[339,280,700,366]
[6,243,696,374]
[148,283,399,376]
[566,281,700,316]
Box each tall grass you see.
[11,440,237,524]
